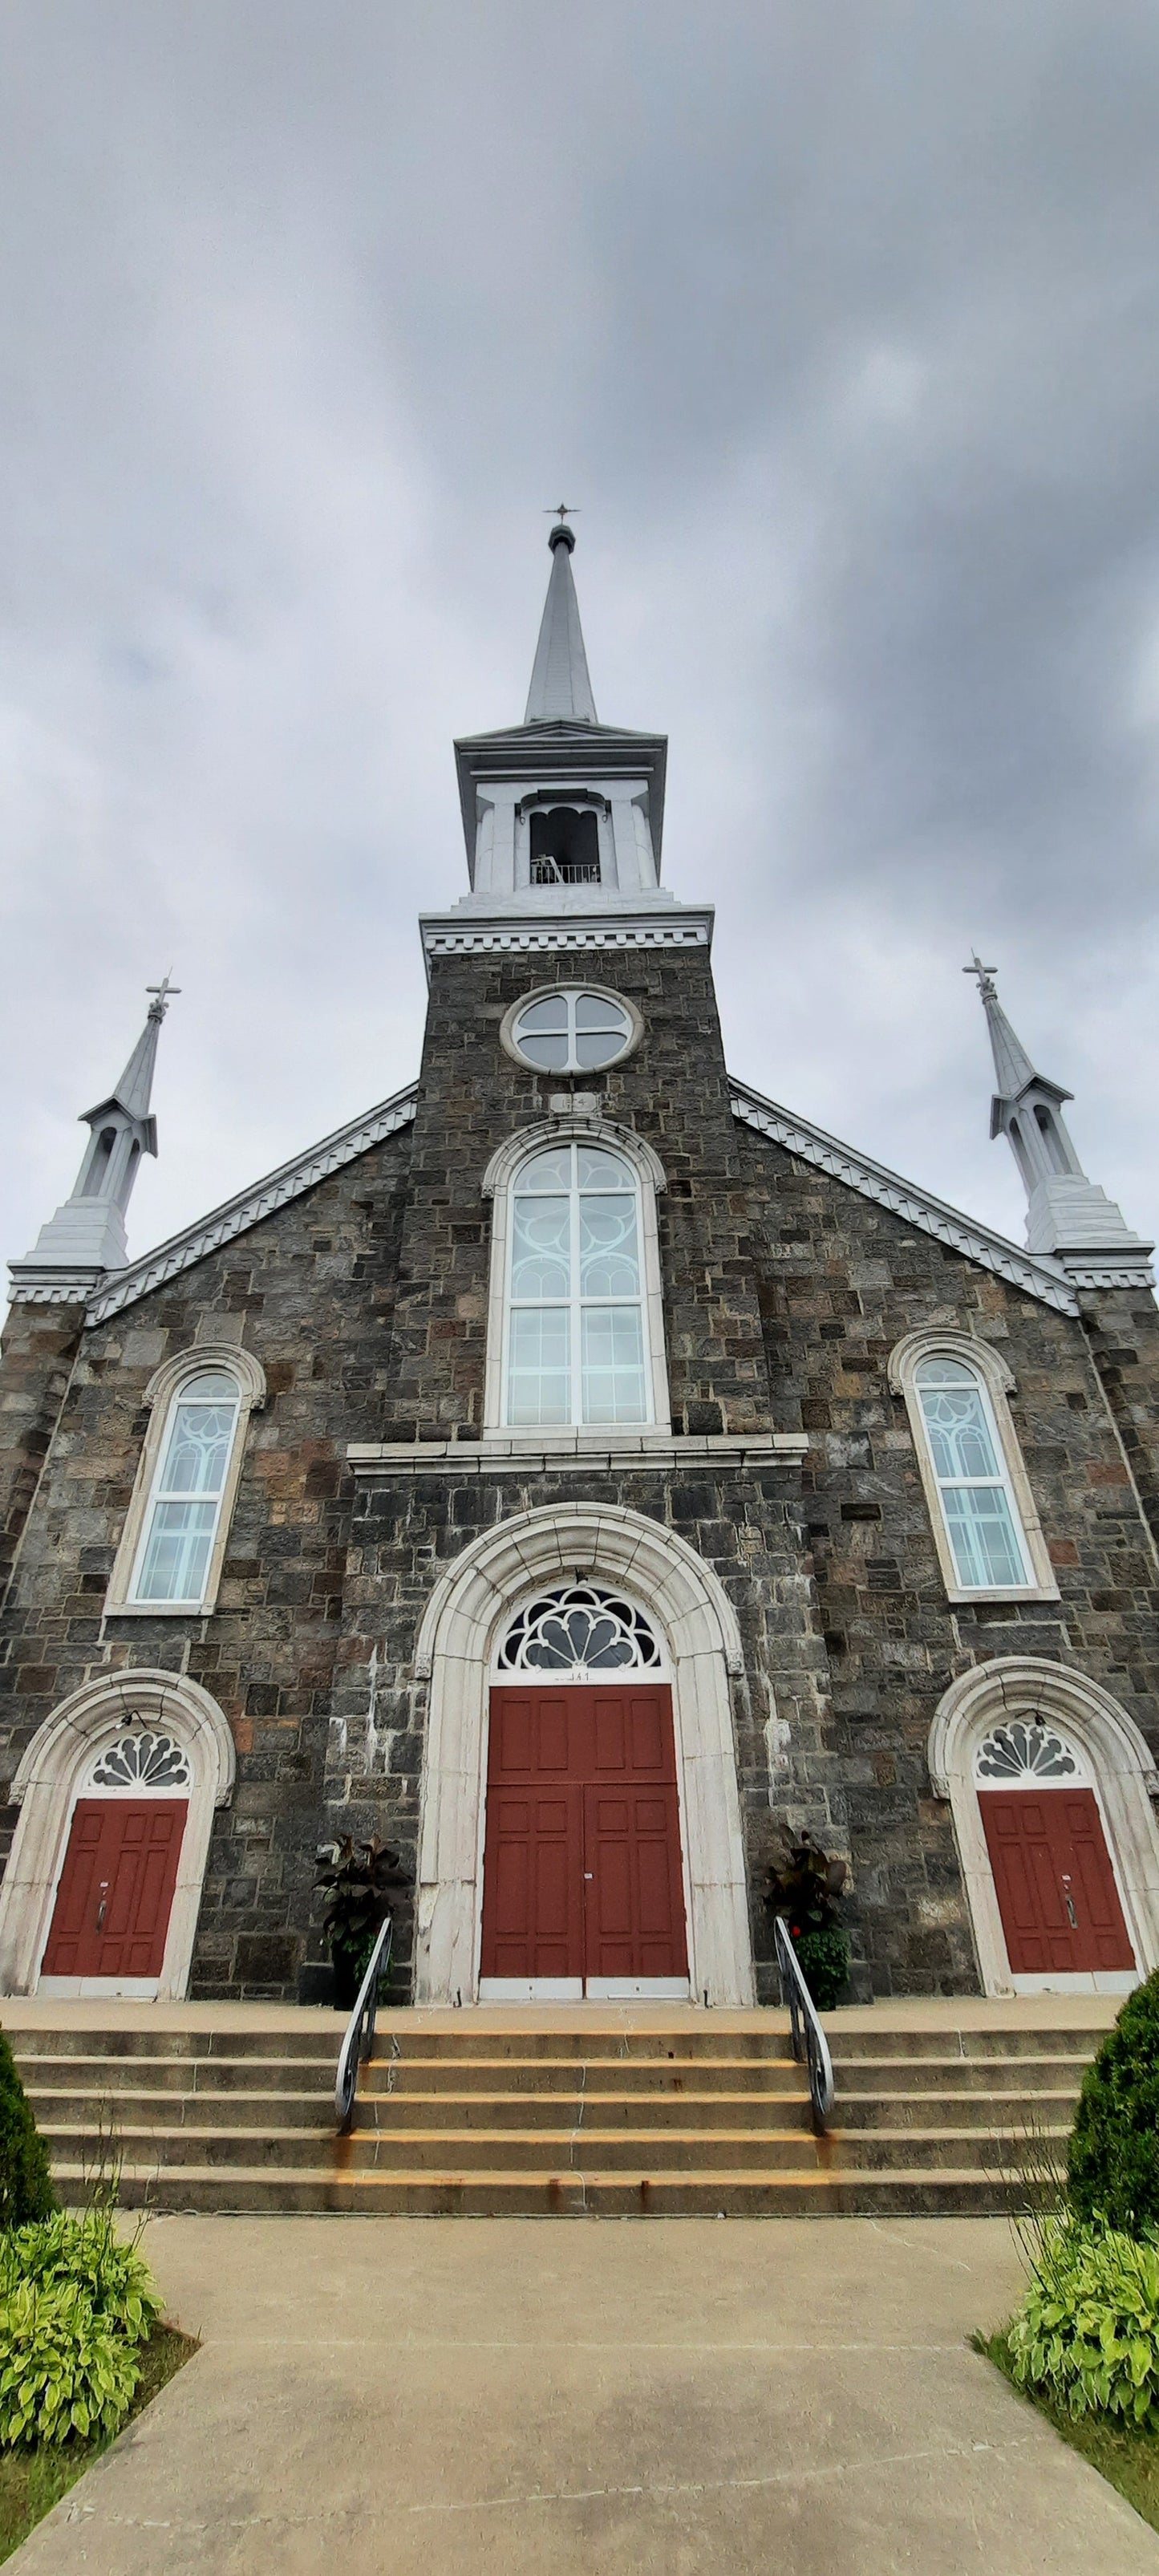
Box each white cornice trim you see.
[347,1432,808,1479]
[729,1077,1081,1316]
[44,1085,420,1326]
[419,908,712,968]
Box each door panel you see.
[481,1685,688,1991]
[979,1787,1134,1976]
[42,1800,187,1981]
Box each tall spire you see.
[10,981,178,1289]
[524,517,597,724]
[964,955,1152,1284]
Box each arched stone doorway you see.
[413,1502,754,2007]
[0,1669,236,1999]
[929,1658,1159,1996]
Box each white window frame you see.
[500,983,642,1078]
[888,1329,1059,1604]
[103,1344,266,1618]
[481,1118,670,1438]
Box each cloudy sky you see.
[3,2,1158,1287]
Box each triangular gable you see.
[85,1082,418,1326]
[729,1077,1079,1317]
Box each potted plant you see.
[764,1832,850,2010]
[314,1837,411,2011]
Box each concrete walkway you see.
[14,2217,1159,2574]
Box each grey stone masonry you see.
[738,1122,1159,1995]
[383,943,772,1440]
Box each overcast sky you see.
[3,2,1159,1290]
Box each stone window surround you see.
[0,1668,236,1999]
[498,980,643,1077]
[480,1114,671,1436]
[411,1500,755,2008]
[103,1342,266,1620]
[929,1657,1159,1997]
[887,1328,1059,1605]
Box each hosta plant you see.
[1007,2217,1159,2428]
[0,2278,141,2448]
[0,2209,163,2347]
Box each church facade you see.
[3,522,1159,2013]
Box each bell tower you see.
[426,516,696,957]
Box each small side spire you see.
[10,980,178,1288]
[524,514,598,724]
[964,955,1152,1283]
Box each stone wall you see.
[0,1129,412,1998]
[739,1122,1159,1993]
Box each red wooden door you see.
[480,1686,688,1986]
[42,1800,188,1980]
[979,1787,1134,1975]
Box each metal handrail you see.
[334,1913,394,2133]
[774,1916,835,2135]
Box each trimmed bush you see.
[0,2280,140,2448]
[1068,1971,1159,2233]
[0,2034,55,2230]
[1007,2217,1159,2428]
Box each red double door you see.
[979,1787,1135,1978]
[480,1686,689,1990]
[42,1800,187,1982]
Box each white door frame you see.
[930,1657,1159,1996]
[412,1502,756,2007]
[0,1669,236,1999]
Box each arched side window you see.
[888,1331,1058,1603]
[104,1345,266,1617]
[482,1121,669,1435]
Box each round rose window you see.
[505,988,638,1075]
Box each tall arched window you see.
[889,1332,1058,1603]
[505,1141,651,1427]
[104,1345,266,1618]
[130,1371,241,1604]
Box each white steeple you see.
[443,519,674,928]
[524,516,598,724]
[966,955,1153,1287]
[10,980,178,1292]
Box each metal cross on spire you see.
[544,502,580,521]
[963,952,998,1005]
[146,974,181,1022]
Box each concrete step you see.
[43,2159,1042,2218]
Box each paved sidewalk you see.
[14,2217,1159,2574]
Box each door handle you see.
[583,1873,594,1881]
[95,1880,109,1933]
[1061,1873,1077,1930]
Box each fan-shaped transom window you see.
[508,988,635,1076]
[914,1355,1031,1592]
[497,1584,661,1677]
[505,1142,650,1426]
[90,1730,192,1790]
[129,1369,241,1607]
[975,1720,1086,1784]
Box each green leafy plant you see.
[764,1833,850,2008]
[1007,2216,1159,2429]
[0,2279,141,2448]
[792,1925,850,2012]
[0,2211,163,2347]
[1068,1970,1159,2234]
[315,1836,411,2009]
[0,2034,55,2230]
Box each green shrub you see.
[0,2280,141,2448]
[1068,1972,1159,2233]
[793,1926,850,2011]
[1007,2217,1159,2428]
[0,2035,55,2230]
[0,2213,162,2347]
